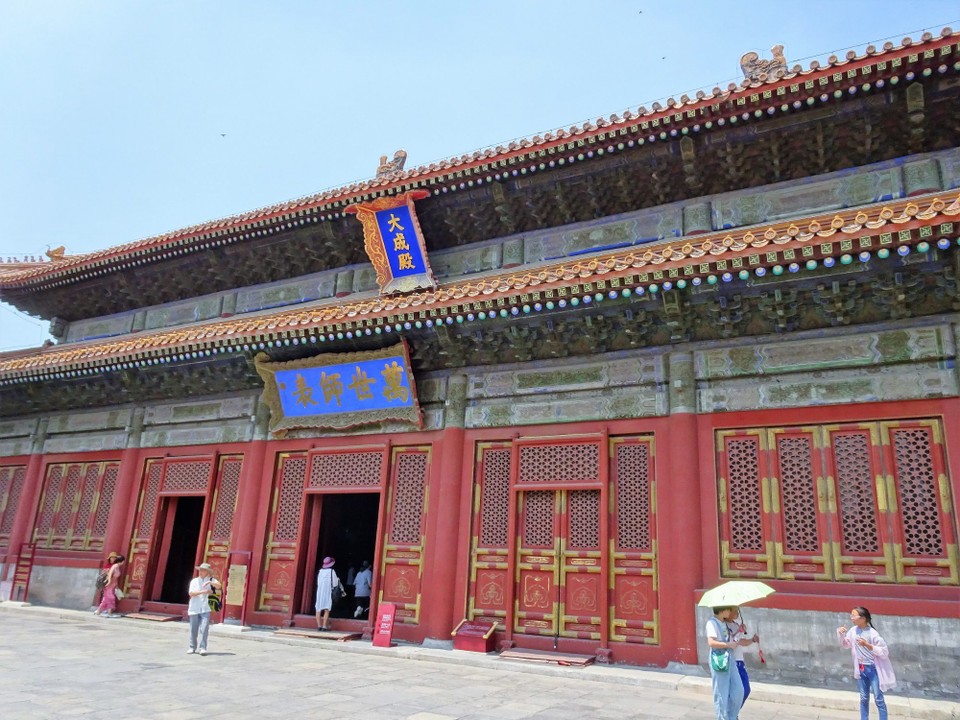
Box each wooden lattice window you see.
[522,491,555,547]
[717,419,958,585]
[568,490,600,549]
[31,461,121,551]
[833,432,881,554]
[518,442,600,483]
[137,461,163,536]
[275,455,307,542]
[309,451,382,488]
[161,460,213,493]
[0,465,27,552]
[478,447,511,548]
[210,458,243,541]
[614,442,652,551]
[389,452,428,545]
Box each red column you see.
[657,352,702,664]
[102,447,143,559]
[224,406,270,622]
[101,409,145,562]
[4,419,48,569]
[419,374,467,640]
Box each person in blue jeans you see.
[706,606,744,720]
[725,606,759,706]
[838,606,896,720]
[186,563,221,656]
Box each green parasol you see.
[697,580,775,607]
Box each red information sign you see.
[372,601,396,648]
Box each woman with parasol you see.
[699,581,775,720]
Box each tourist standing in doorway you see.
[706,606,744,720]
[838,606,895,720]
[315,556,342,631]
[187,563,221,656]
[353,560,373,618]
[94,554,125,617]
[725,606,759,706]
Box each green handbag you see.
[207,587,222,612]
[709,617,731,671]
[710,649,731,672]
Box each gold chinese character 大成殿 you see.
[397,253,415,271]
[387,213,405,233]
[319,371,344,406]
[293,373,318,407]
[347,366,375,401]
[392,233,410,251]
[381,360,410,402]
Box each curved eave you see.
[1,29,956,293]
[2,191,957,384]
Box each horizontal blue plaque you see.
[255,341,422,433]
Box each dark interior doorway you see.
[305,493,379,619]
[158,496,205,603]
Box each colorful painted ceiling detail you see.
[0,191,956,384]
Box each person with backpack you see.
[838,606,895,719]
[93,551,120,607]
[93,554,125,617]
[705,606,744,720]
[186,563,221,656]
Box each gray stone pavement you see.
[0,605,957,720]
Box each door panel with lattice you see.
[768,428,834,580]
[717,430,775,578]
[258,453,307,614]
[560,489,602,639]
[881,420,958,585]
[467,443,512,627]
[824,424,896,582]
[379,448,429,625]
[514,490,560,636]
[609,437,659,645]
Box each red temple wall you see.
[2,397,957,664]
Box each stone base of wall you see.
[0,562,10,601]
[27,566,100,611]
[695,606,959,700]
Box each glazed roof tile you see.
[0,28,956,291]
[1,191,957,382]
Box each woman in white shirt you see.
[315,556,342,632]
[724,606,759,707]
[705,606,744,720]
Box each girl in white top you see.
[724,606,760,707]
[837,606,895,720]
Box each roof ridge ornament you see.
[376,149,407,178]
[740,44,787,83]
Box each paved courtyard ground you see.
[0,609,954,720]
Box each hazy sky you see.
[1,1,957,351]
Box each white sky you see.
[1,1,957,351]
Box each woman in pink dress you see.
[94,555,125,617]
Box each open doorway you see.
[300,492,379,619]
[155,496,205,604]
